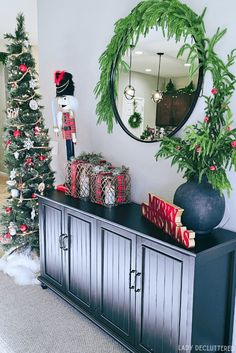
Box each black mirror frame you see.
[109,41,204,143]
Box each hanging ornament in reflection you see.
[151,52,164,103]
[124,45,135,100]
[152,90,163,103]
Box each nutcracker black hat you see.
[54,70,75,96]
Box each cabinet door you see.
[39,200,65,291]
[65,209,96,312]
[96,221,136,344]
[135,237,194,353]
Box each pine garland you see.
[0,13,55,250]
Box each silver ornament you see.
[10,169,16,180]
[29,79,37,89]
[9,222,17,236]
[29,99,38,110]
[11,189,19,198]
[14,151,20,159]
[23,138,34,150]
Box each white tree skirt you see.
[0,247,40,286]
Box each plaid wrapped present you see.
[90,166,131,207]
[65,153,109,199]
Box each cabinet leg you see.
[41,283,48,290]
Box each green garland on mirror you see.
[95,0,206,133]
[128,112,142,129]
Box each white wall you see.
[37,0,236,234]
[0,0,37,45]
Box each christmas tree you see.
[0,13,54,250]
[165,79,176,93]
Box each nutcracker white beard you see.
[57,95,78,111]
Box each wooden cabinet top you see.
[38,191,236,258]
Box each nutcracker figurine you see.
[52,71,78,160]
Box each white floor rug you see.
[0,247,40,285]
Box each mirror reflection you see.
[116,28,200,141]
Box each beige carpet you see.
[0,272,127,353]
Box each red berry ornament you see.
[32,193,37,199]
[25,157,33,166]
[195,146,201,153]
[20,224,28,232]
[204,116,210,123]
[5,139,11,146]
[38,155,46,161]
[19,64,28,72]
[211,88,218,95]
[34,126,40,135]
[210,166,217,171]
[231,141,236,148]
[13,129,21,138]
[5,232,12,239]
[5,207,12,215]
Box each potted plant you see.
[156,29,236,234]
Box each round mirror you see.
[110,28,203,142]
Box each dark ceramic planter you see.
[173,178,225,234]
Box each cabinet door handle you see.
[135,272,142,292]
[59,234,64,249]
[129,269,136,289]
[62,234,68,251]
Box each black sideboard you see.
[38,191,236,353]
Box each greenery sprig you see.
[156,25,236,194]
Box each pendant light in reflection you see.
[124,45,135,100]
[152,52,164,103]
